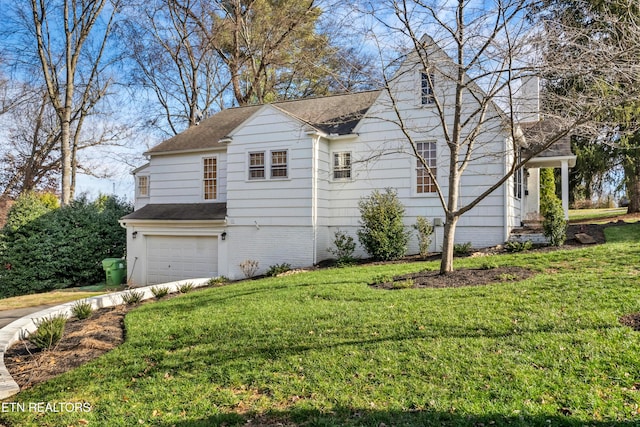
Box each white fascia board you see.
[119,219,226,228]
[145,146,227,158]
[526,155,577,168]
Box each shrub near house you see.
[0,194,132,298]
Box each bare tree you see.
[28,0,121,205]
[0,88,61,201]
[121,0,229,136]
[361,0,640,273]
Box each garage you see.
[146,235,218,285]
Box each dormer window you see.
[421,72,435,105]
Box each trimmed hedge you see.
[0,195,132,298]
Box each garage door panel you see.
[146,236,218,285]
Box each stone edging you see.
[0,278,211,400]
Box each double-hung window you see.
[421,72,435,105]
[249,152,266,180]
[514,149,523,199]
[203,157,217,200]
[416,142,437,193]
[333,152,352,180]
[137,175,149,198]
[248,150,288,180]
[271,150,288,178]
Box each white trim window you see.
[416,142,437,194]
[514,150,523,199]
[333,152,352,180]
[137,175,149,198]
[203,157,218,200]
[270,150,288,179]
[421,71,435,105]
[249,152,266,180]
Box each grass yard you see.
[569,207,629,222]
[0,289,108,311]
[2,229,640,426]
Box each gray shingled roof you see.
[147,91,381,155]
[521,119,574,158]
[122,203,227,221]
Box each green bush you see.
[71,300,93,320]
[453,242,473,256]
[539,168,567,246]
[357,188,410,261]
[28,314,67,351]
[208,276,229,286]
[0,195,132,298]
[178,282,195,293]
[329,230,357,266]
[266,263,292,277]
[543,198,568,246]
[505,240,533,252]
[540,168,557,217]
[121,289,144,305]
[151,286,170,298]
[413,216,434,258]
[4,191,59,232]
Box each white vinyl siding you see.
[145,152,227,203]
[226,106,311,227]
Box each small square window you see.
[271,150,288,178]
[333,152,351,180]
[249,152,265,180]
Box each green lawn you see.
[0,284,121,311]
[569,207,629,222]
[2,229,640,426]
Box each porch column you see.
[561,159,569,219]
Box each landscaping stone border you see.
[0,278,211,400]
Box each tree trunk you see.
[60,111,72,205]
[440,214,459,274]
[625,151,640,213]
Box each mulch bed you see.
[370,266,536,290]
[4,306,130,390]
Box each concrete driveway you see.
[0,304,57,329]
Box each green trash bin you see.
[102,258,126,286]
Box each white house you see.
[121,41,576,285]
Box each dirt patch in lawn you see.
[4,306,130,390]
[619,313,640,331]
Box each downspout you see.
[504,137,510,242]
[307,131,321,265]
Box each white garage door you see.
[146,236,218,285]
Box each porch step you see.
[509,228,549,245]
